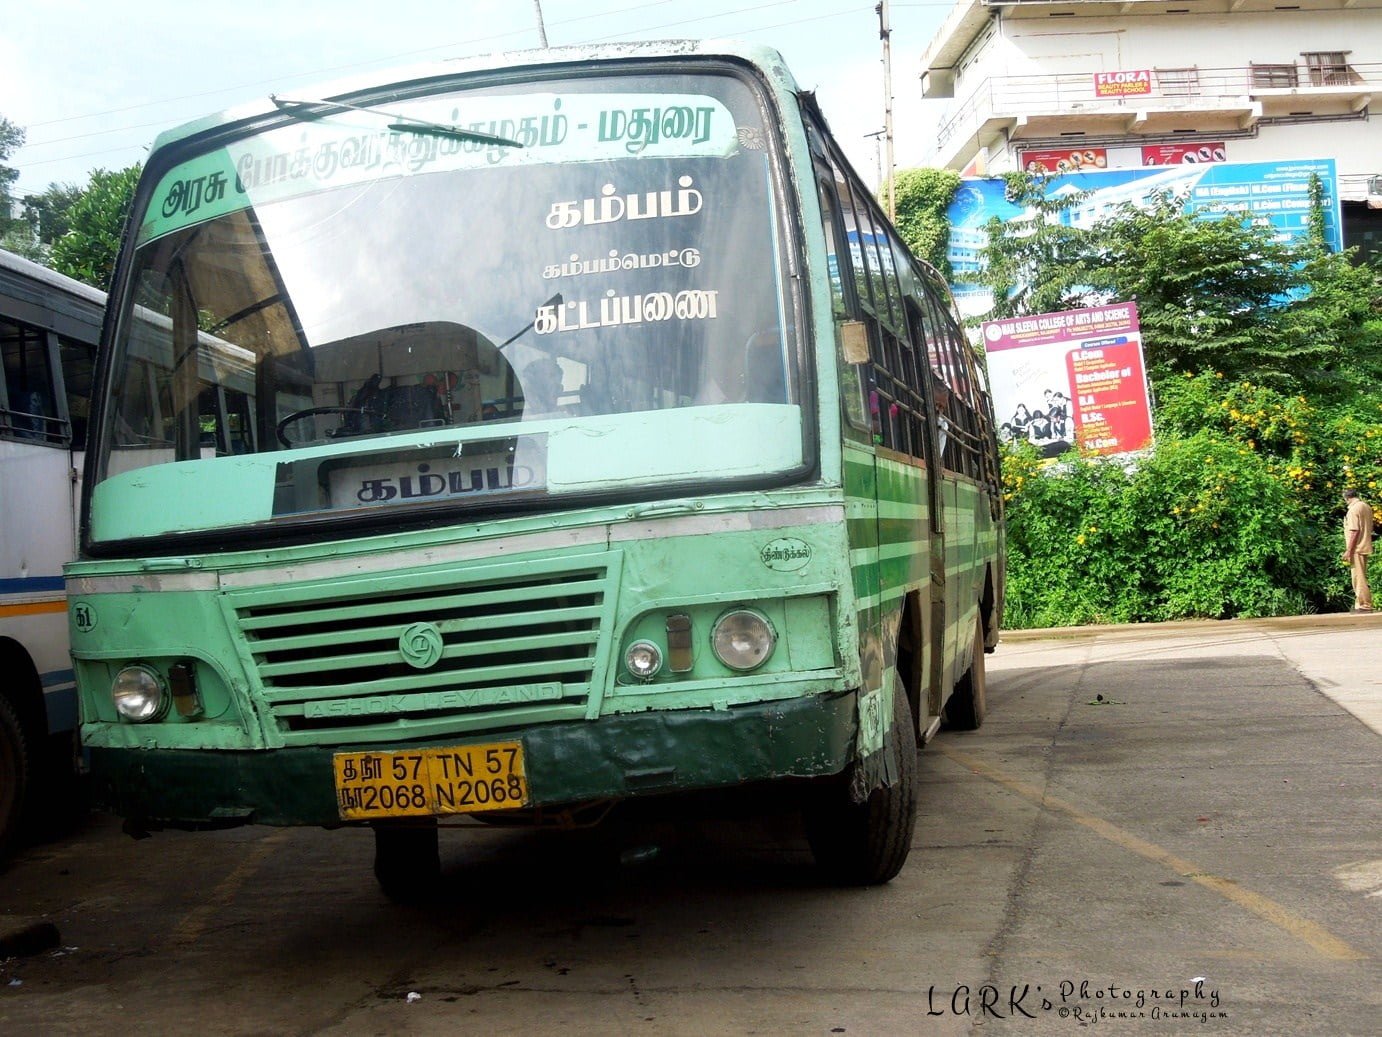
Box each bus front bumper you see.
[87,691,859,829]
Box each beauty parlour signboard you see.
[1094,70,1153,97]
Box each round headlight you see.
[112,665,167,722]
[711,610,776,671]
[625,640,664,680]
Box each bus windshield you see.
[91,69,803,545]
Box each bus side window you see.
[919,280,989,480]
[1,315,60,444]
[58,335,95,450]
[813,168,869,436]
[826,159,924,459]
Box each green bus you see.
[69,40,1004,895]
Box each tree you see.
[0,116,36,256]
[974,173,1099,319]
[49,165,141,291]
[974,172,1382,393]
[886,168,961,275]
[24,182,84,246]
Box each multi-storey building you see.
[920,0,1382,255]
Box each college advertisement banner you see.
[1142,142,1226,166]
[982,302,1152,460]
[947,158,1341,311]
[1019,147,1108,174]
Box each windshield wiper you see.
[270,94,524,149]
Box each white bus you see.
[0,248,102,861]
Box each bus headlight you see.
[112,665,167,722]
[711,610,776,671]
[624,640,664,680]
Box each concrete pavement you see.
[1001,612,1382,734]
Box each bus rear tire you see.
[946,613,988,731]
[372,821,440,903]
[803,678,918,886]
[0,696,31,866]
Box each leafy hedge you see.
[1001,372,1380,628]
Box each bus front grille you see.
[227,552,619,745]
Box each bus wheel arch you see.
[896,590,926,740]
[980,565,1000,651]
[0,690,33,863]
[0,638,46,862]
[945,613,988,731]
[803,675,919,885]
[0,638,47,747]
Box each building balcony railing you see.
[934,62,1379,162]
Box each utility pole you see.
[533,0,550,47]
[865,130,886,190]
[876,1,896,219]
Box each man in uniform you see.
[1342,489,1374,613]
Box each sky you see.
[3,0,958,200]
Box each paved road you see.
[2,619,1379,1035]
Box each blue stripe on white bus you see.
[0,575,67,594]
[42,668,76,689]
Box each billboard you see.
[1141,142,1226,166]
[1019,147,1108,174]
[947,159,1341,311]
[983,302,1152,461]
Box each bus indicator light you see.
[666,614,693,672]
[168,661,203,719]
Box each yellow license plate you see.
[333,741,529,820]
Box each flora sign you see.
[1094,70,1153,97]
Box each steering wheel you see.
[276,405,381,448]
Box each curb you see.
[999,611,1382,643]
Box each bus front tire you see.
[803,679,918,886]
[0,696,31,866]
[946,614,988,731]
[372,822,440,903]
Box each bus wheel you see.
[946,613,987,731]
[371,821,440,903]
[0,696,31,865]
[803,678,918,886]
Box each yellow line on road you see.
[934,744,1367,962]
[170,830,291,945]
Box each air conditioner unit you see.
[1369,175,1382,211]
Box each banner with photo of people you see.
[982,302,1153,461]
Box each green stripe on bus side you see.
[843,449,878,619]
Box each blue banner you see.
[947,158,1341,305]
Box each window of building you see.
[1250,63,1299,88]
[1155,67,1200,96]
[1302,52,1355,85]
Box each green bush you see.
[1000,375,1372,628]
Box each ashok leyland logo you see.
[399,622,445,669]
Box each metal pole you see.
[533,0,550,47]
[865,130,885,190]
[877,1,896,219]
